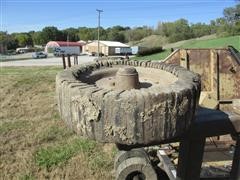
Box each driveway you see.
[0,56,96,67]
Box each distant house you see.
[45,41,84,53]
[83,41,130,56]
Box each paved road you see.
[0,56,96,67]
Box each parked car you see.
[32,52,47,59]
[17,49,25,54]
[90,52,104,56]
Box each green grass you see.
[35,125,74,144]
[35,137,114,172]
[35,138,97,170]
[0,66,61,75]
[0,120,29,134]
[132,35,240,60]
[0,66,115,179]
[19,174,35,180]
[88,150,114,171]
[180,35,240,50]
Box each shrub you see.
[137,46,163,56]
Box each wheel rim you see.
[126,171,146,180]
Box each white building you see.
[83,41,130,56]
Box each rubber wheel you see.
[115,157,157,180]
[114,148,148,171]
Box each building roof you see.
[77,40,87,45]
[100,41,129,47]
[55,41,84,46]
[46,41,83,47]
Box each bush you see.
[6,49,16,55]
[137,46,163,56]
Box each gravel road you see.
[0,55,96,67]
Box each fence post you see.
[62,54,66,69]
[75,56,78,65]
[67,55,71,67]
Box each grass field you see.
[132,35,240,61]
[0,66,115,179]
[179,35,240,50]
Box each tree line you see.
[157,4,239,42]
[0,4,239,50]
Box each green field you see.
[0,66,115,179]
[132,35,240,61]
[180,35,240,50]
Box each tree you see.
[63,28,79,41]
[0,31,19,50]
[223,4,240,35]
[159,19,193,42]
[14,33,33,47]
[108,30,125,42]
[78,27,96,41]
[7,35,18,49]
[40,26,62,44]
[0,31,8,48]
[224,4,240,24]
[191,23,211,38]
[213,17,229,36]
[124,26,153,42]
[31,31,44,45]
[209,20,218,34]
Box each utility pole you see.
[96,9,103,58]
[67,33,69,46]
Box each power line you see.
[3,0,232,2]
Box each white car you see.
[32,52,47,59]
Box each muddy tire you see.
[56,60,201,146]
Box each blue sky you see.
[0,0,238,33]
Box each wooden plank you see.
[180,49,189,70]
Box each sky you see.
[0,0,238,33]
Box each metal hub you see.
[115,67,140,91]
